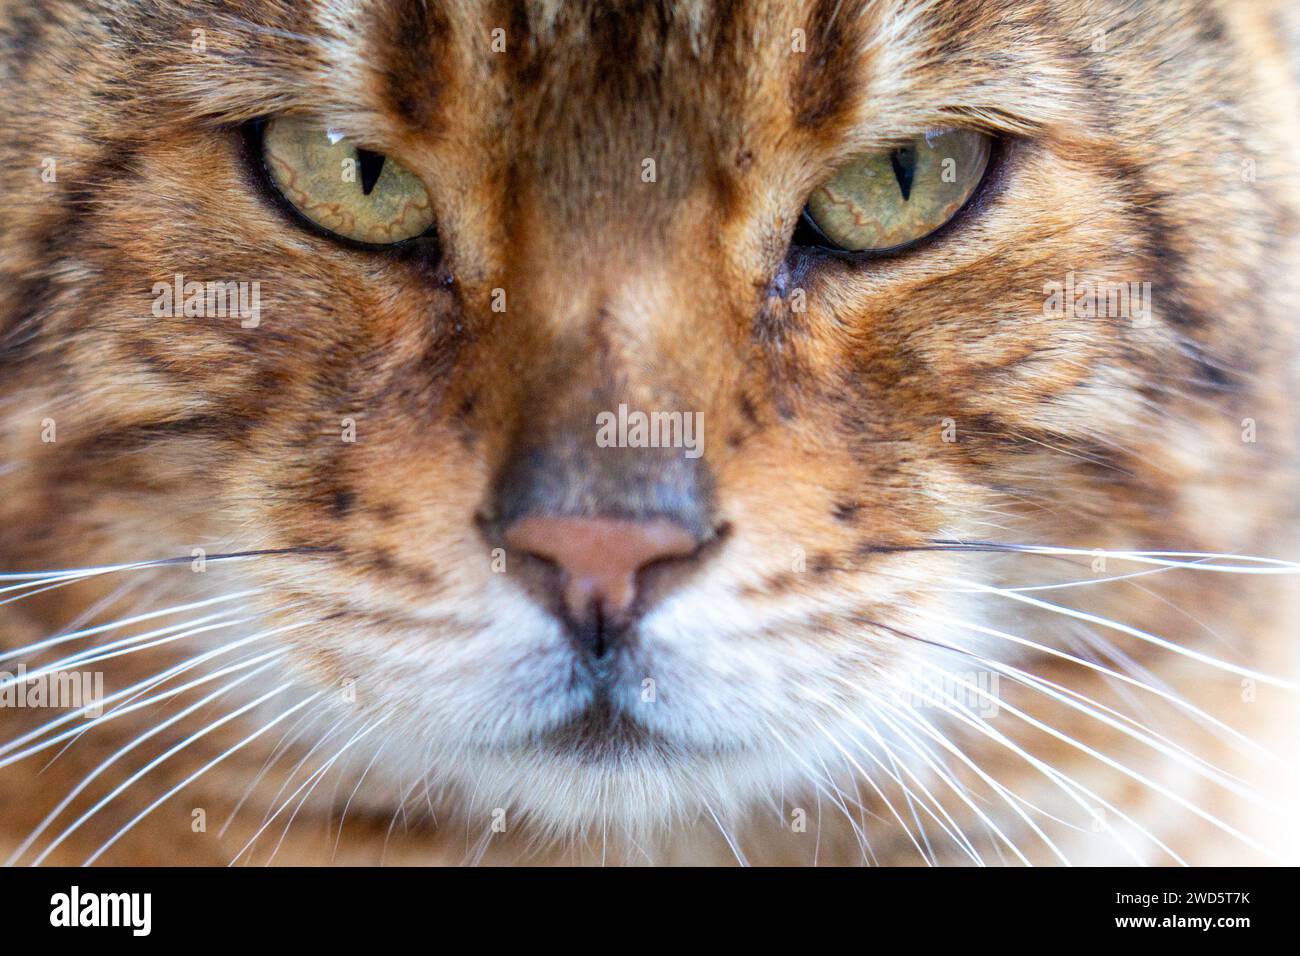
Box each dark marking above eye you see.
[332,489,357,518]
[736,392,760,426]
[832,501,863,523]
[789,0,866,129]
[357,148,386,195]
[890,145,916,201]
[809,552,836,574]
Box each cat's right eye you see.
[258,116,436,246]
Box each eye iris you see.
[804,129,991,253]
[260,116,435,246]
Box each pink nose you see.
[504,515,699,623]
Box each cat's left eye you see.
[258,116,435,246]
[801,129,992,254]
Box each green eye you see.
[803,129,992,253]
[260,116,435,246]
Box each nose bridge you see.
[492,334,715,537]
[487,191,722,537]
[505,198,675,344]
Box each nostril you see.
[504,515,701,626]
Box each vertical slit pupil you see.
[356,148,386,196]
[889,145,917,202]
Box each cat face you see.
[1,0,1296,854]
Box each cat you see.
[0,0,1297,866]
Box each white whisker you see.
[807,712,983,864]
[14,656,285,867]
[939,578,1298,690]
[331,733,394,861]
[945,544,1300,574]
[965,651,1271,805]
[81,688,323,866]
[702,800,749,867]
[866,695,1066,864]
[912,607,1293,770]
[236,715,390,867]
[765,718,933,866]
[811,690,1021,864]
[0,590,260,665]
[908,661,1271,861]
[0,623,306,767]
[0,612,253,695]
[892,667,1162,864]
[218,700,331,839]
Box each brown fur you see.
[0,0,1297,865]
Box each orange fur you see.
[1,0,1297,865]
